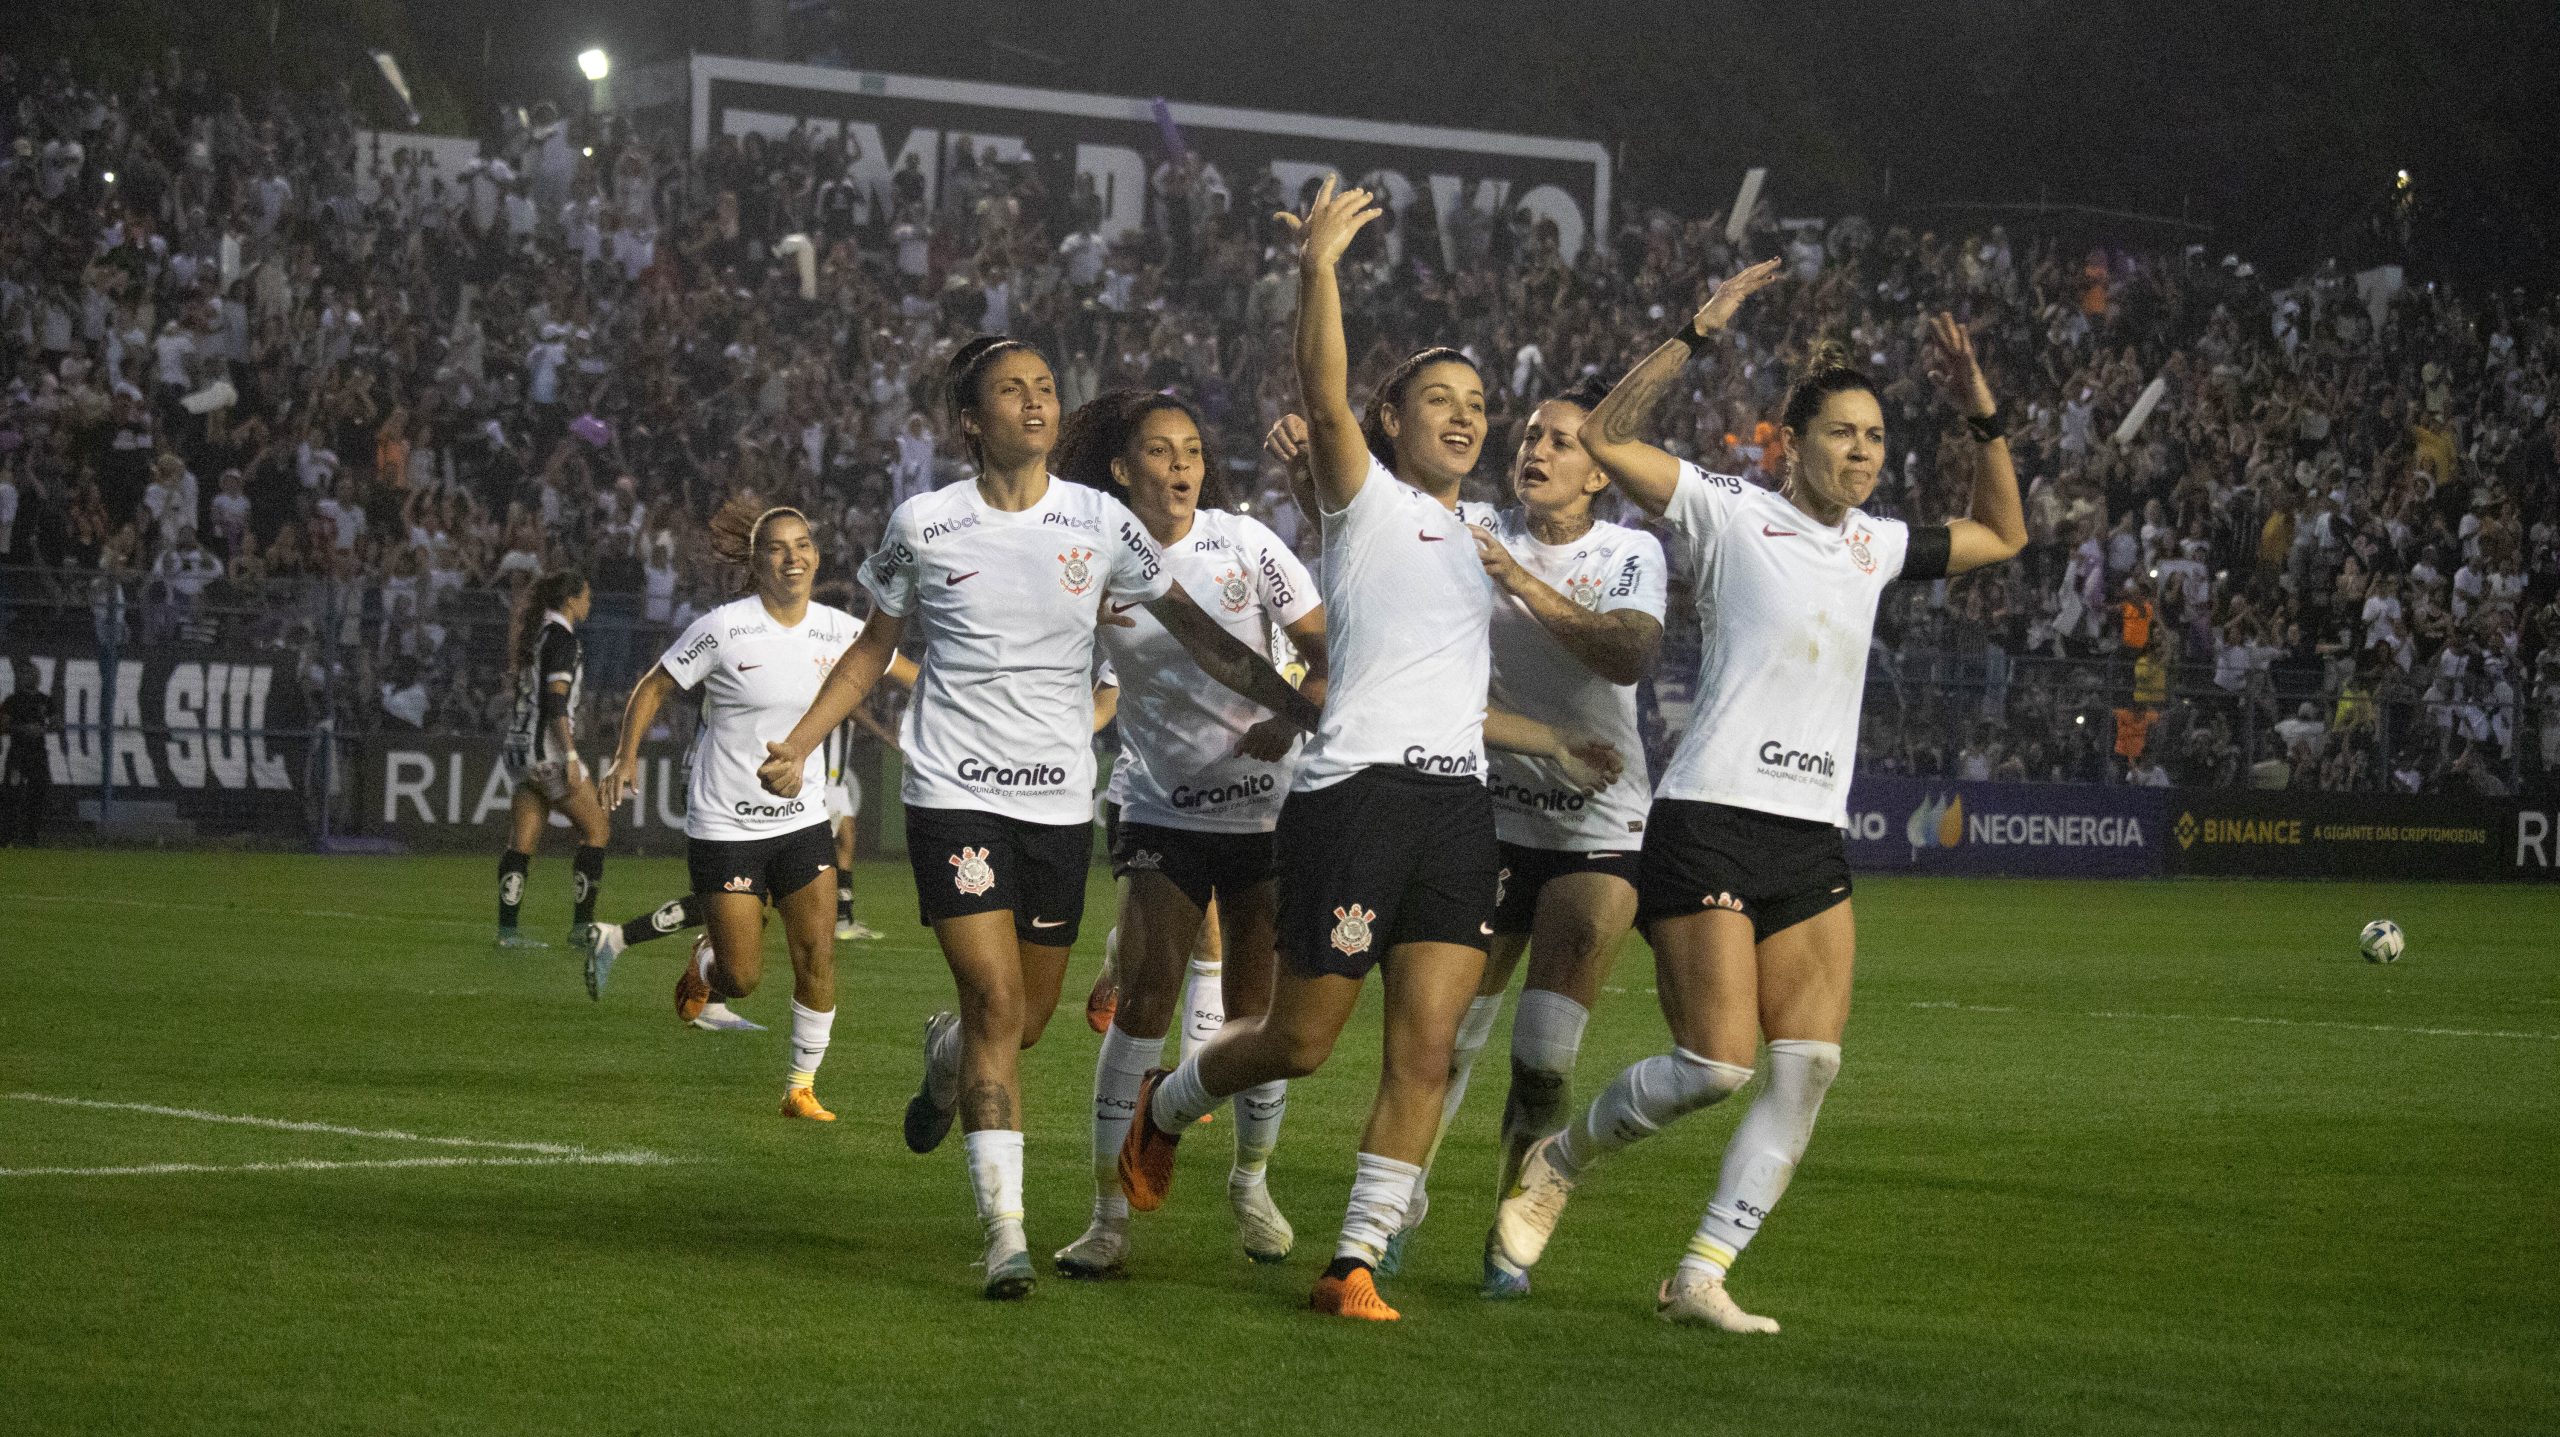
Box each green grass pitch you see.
[3,851,2554,1435]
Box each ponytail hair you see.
[1359,346,1479,472]
[1780,339,1878,436]
[945,334,1041,469]
[707,493,808,590]
[1056,389,1227,509]
[509,569,587,669]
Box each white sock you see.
[925,1013,962,1107]
[1150,1051,1221,1133]
[1553,1047,1753,1178]
[1683,1039,1840,1281]
[1090,1025,1164,1223]
[1230,1080,1288,1184]
[964,1128,1027,1248]
[1334,1152,1423,1267]
[1410,993,1505,1218]
[786,1001,834,1088]
[1505,989,1589,1141]
[1181,957,1226,1052]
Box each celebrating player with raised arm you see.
[1488,265,2028,1330]
[596,500,914,1116]
[496,570,612,950]
[754,336,1316,1301]
[1115,180,1622,1322]
[1048,389,1330,1280]
[1383,376,1671,1284]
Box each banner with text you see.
[1,645,310,834]
[690,56,1612,265]
[2168,790,2560,882]
[1843,777,2170,878]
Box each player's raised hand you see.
[1692,257,1784,335]
[1924,310,1997,419]
[1264,413,1313,477]
[1276,175,1381,272]
[757,742,804,797]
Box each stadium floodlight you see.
[576,49,611,82]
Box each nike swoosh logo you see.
[737,663,762,671]
[947,570,981,584]
[1479,922,1495,935]
[1762,525,1799,538]
[1030,917,1066,929]
[1418,531,1446,542]
[1109,601,1142,614]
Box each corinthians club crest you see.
[1847,526,1877,574]
[1563,575,1602,610]
[1214,565,1251,613]
[1329,903,1377,956]
[950,845,995,896]
[1058,546,1097,596]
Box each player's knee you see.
[1657,1047,1753,1117]
[1771,1038,1841,1098]
[1271,1025,1337,1079]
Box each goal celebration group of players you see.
[488,180,2028,1326]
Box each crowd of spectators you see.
[0,51,2553,796]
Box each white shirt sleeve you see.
[1597,529,1670,622]
[656,610,722,692]
[1244,516,1319,627]
[1665,462,1748,544]
[1100,496,1175,605]
[859,502,924,617]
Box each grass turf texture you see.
[3,852,2554,1436]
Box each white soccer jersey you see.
[1292,458,1496,792]
[863,477,1171,825]
[1654,464,1911,827]
[1484,510,1668,850]
[659,596,861,842]
[1101,509,1320,832]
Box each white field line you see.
[1592,988,2558,1042]
[3,1092,670,1162]
[6,891,483,930]
[0,1153,675,1179]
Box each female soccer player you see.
[1389,376,1670,1285]
[755,336,1318,1301]
[597,500,904,1120]
[1047,389,1329,1280]
[497,569,611,949]
[1115,180,1620,1321]
[1489,264,2028,1331]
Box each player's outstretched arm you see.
[1280,177,1385,513]
[759,614,906,796]
[600,665,677,811]
[1146,583,1322,735]
[1470,526,1663,684]
[1234,609,1330,761]
[1483,708,1623,794]
[1584,257,1784,517]
[1924,310,2029,575]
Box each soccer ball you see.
[2359,919,2405,964]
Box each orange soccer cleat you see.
[674,937,713,1024]
[780,1086,836,1122]
[1116,1068,1184,1212]
[1310,1265,1401,1321]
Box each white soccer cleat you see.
[1656,1270,1780,1333]
[983,1230,1036,1301]
[1489,1133,1578,1275]
[1228,1175,1295,1264]
[580,922,625,1000]
[689,1002,766,1033]
[1052,1220,1129,1280]
[834,918,883,942]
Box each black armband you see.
[1964,406,2010,443]
[539,688,570,722]
[1900,525,1953,582]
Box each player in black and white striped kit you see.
[496,569,612,949]
[1490,264,2028,1330]
[1115,180,1623,1322]
[756,336,1318,1301]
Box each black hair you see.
[1780,340,1880,437]
[1360,346,1482,471]
[1542,375,1612,414]
[509,569,587,669]
[945,334,1043,468]
[1056,389,1229,511]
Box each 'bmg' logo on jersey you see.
[1058,547,1096,596]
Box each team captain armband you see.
[539,686,571,721]
[1900,525,1953,582]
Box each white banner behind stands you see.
[689,55,1612,265]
